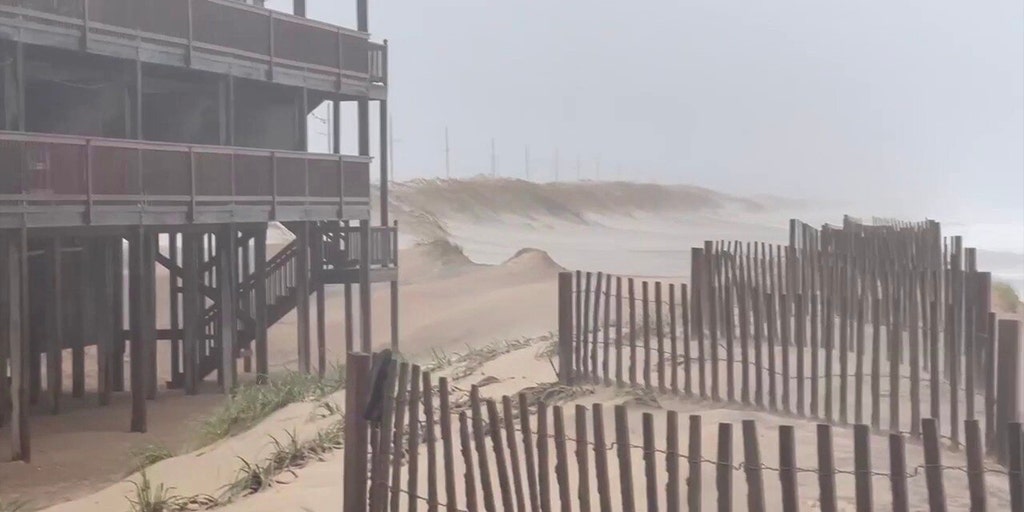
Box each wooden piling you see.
[504,397,527,512]
[519,393,540,512]
[643,280,651,389]
[666,411,680,512]
[389,363,411,512]
[536,402,552,512]
[656,282,665,393]
[573,405,592,512]
[343,352,371,512]
[440,377,459,512]
[459,412,480,512]
[614,405,636,512]
[716,422,733,512]
[406,366,423,512]
[424,372,439,512]
[922,418,947,512]
[778,425,799,512]
[642,412,659,512]
[616,277,624,387]
[964,419,987,512]
[669,283,679,395]
[853,425,873,512]
[552,406,573,512]
[486,399,516,512]
[816,424,837,512]
[470,386,497,512]
[629,278,637,388]
[888,434,909,512]
[741,420,765,512]
[687,415,702,512]
[592,403,613,512]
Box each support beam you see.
[253,228,269,383]
[317,282,326,378]
[169,234,181,383]
[296,222,311,374]
[145,232,157,400]
[15,41,24,132]
[217,226,238,392]
[0,236,8,427]
[390,223,399,353]
[112,238,125,392]
[359,220,371,352]
[45,238,63,415]
[182,233,201,395]
[241,237,252,374]
[128,228,148,433]
[96,239,114,406]
[6,230,30,461]
[379,100,389,226]
[73,240,88,398]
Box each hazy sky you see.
[269,0,1023,222]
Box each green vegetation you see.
[129,444,174,473]
[223,422,344,500]
[993,282,1021,313]
[126,472,215,512]
[198,366,345,446]
[0,500,30,512]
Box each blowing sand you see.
[1,178,1021,511]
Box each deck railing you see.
[0,0,387,86]
[0,131,371,224]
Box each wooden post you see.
[181,233,200,395]
[767,292,778,411]
[964,419,987,512]
[725,266,736,403]
[666,411,680,512]
[796,294,805,417]
[253,228,268,382]
[616,277,624,387]
[629,278,637,387]
[459,412,480,512]
[614,405,636,512]
[344,352,371,512]
[388,364,411,512]
[574,405,592,512]
[369,358,399,510]
[1008,423,1023,512]
[603,276,611,386]
[439,378,459,512]
[781,294,791,414]
[296,222,311,373]
[853,425,873,512]
[552,405,573,512]
[406,367,423,512]
[72,242,87,398]
[470,387,497,512]
[889,287,901,433]
[670,283,679,394]
[922,418,947,512]
[716,422,733,512]
[486,399,515,512]
[144,232,157,400]
[816,424,837,512]
[739,247,751,406]
[358,220,372,352]
[575,271,583,384]
[643,280,651,389]
[316,283,326,378]
[930,300,941,427]
[582,272,592,381]
[687,415,702,511]
[778,425,799,512]
[641,412,659,512]
[128,228,147,433]
[559,272,574,384]
[591,403,613,512]
[217,226,238,392]
[6,230,30,461]
[888,434,909,512]
[519,393,540,512]
[656,282,665,393]
[167,234,181,384]
[45,238,63,414]
[536,402,552,512]
[592,273,603,381]
[810,269,820,418]
[996,320,1021,465]
[505,397,527,512]
[709,247,721,403]
[985,312,997,449]
[742,420,765,512]
[682,284,691,397]
[853,281,864,425]
[424,372,439,512]
[96,240,114,405]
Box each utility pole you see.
[490,138,497,177]
[524,145,530,180]
[444,126,450,179]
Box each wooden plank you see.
[407,366,423,512]
[389,363,411,512]
[1009,423,1024,512]
[716,422,733,512]
[767,292,778,411]
[964,305,976,423]
[816,424,837,512]
[344,353,371,512]
[670,283,679,395]
[592,272,603,381]
[778,425,799,512]
[888,434,909,512]
[656,282,666,393]
[725,262,736,403]
[575,271,583,384]
[995,320,1020,464]
[582,272,592,381]
[460,412,480,512]
[616,277,624,387]
[741,420,765,512]
[504,397,527,512]
[642,412,659,512]
[603,275,611,385]
[423,372,439,512]
[739,246,751,406]
[809,257,820,419]
[536,402,552,512]
[838,258,848,424]
[795,294,805,417]
[574,405,592,512]
[665,411,680,512]
[781,294,791,414]
[853,425,873,512]
[629,278,638,388]
[930,277,941,425]
[591,403,614,512]
[909,275,921,438]
[889,286,901,433]
[486,399,516,512]
[694,249,707,399]
[470,386,498,512]
[614,405,637,512]
[559,272,574,384]
[681,284,691,397]
[552,406,573,512]
[687,415,701,511]
[439,377,459,512]
[922,418,947,512]
[853,277,865,425]
[643,280,651,389]
[753,272,765,409]
[984,312,997,450]
[709,245,721,402]
[964,419,987,512]
[519,393,540,512]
